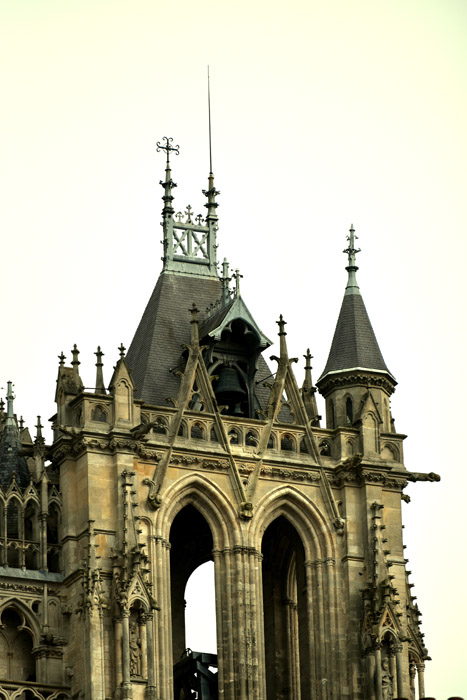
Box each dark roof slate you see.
[0,423,30,489]
[126,272,223,406]
[318,292,393,381]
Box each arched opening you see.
[0,606,36,681]
[262,516,310,700]
[346,397,353,425]
[170,505,218,699]
[184,561,216,653]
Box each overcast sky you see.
[1,1,466,695]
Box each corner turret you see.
[317,227,397,456]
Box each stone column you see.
[145,612,157,700]
[121,610,133,699]
[389,649,397,694]
[366,651,376,700]
[375,644,383,700]
[395,644,404,698]
[417,662,425,698]
[139,615,148,679]
[115,616,123,689]
[409,660,416,699]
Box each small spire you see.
[95,346,106,394]
[343,224,361,296]
[58,351,66,366]
[118,343,126,359]
[0,398,5,419]
[277,315,288,358]
[71,345,80,371]
[233,269,243,297]
[6,381,15,425]
[19,416,24,430]
[157,136,179,217]
[303,349,313,390]
[203,71,220,220]
[189,303,199,345]
[221,259,231,307]
[35,416,45,445]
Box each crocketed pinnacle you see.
[0,382,30,488]
[318,227,394,382]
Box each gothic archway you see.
[261,516,310,700]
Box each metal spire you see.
[203,67,219,220]
[157,136,179,216]
[343,224,361,296]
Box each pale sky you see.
[1,1,466,695]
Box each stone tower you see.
[0,140,437,700]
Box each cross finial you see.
[95,346,104,365]
[156,136,180,164]
[118,343,126,359]
[343,224,361,295]
[343,223,361,269]
[58,351,66,366]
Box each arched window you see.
[281,434,294,452]
[0,607,36,681]
[91,405,107,422]
[346,397,353,425]
[228,428,240,445]
[190,423,205,440]
[262,517,310,699]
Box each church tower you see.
[0,140,437,700]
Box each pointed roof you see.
[200,294,272,348]
[318,226,395,384]
[0,383,30,489]
[126,272,223,405]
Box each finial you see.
[157,137,179,216]
[6,381,15,424]
[118,343,126,359]
[35,416,44,445]
[221,258,231,307]
[71,345,80,367]
[303,349,313,390]
[277,315,288,358]
[58,351,65,366]
[0,398,4,417]
[156,136,180,165]
[343,224,361,296]
[19,416,24,430]
[95,346,106,394]
[189,303,199,344]
[233,269,243,297]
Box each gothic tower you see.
[0,140,437,700]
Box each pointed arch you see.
[156,473,240,548]
[251,485,335,562]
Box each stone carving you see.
[381,658,393,700]
[129,622,142,676]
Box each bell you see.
[214,366,247,404]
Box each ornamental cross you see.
[156,137,180,163]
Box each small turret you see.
[0,382,30,488]
[317,227,396,451]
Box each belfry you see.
[0,138,438,700]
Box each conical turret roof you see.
[318,227,395,384]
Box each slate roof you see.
[126,272,223,406]
[0,422,30,489]
[126,271,275,411]
[318,290,394,382]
